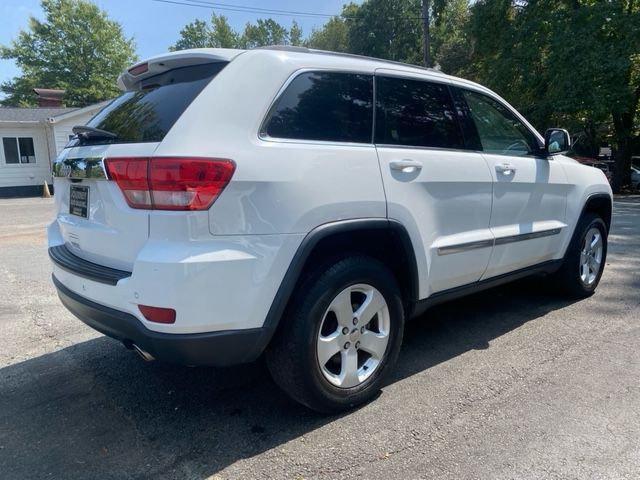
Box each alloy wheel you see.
[316,284,390,388]
[579,227,603,286]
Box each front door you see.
[457,88,569,279]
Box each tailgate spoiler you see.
[117,48,245,91]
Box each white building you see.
[0,101,108,197]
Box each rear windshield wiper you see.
[72,125,118,141]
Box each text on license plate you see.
[69,184,89,218]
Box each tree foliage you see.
[170,15,303,50]
[0,0,136,107]
[4,0,636,189]
[465,0,640,190]
[343,0,424,65]
[305,17,349,52]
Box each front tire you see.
[553,212,608,298]
[266,256,404,413]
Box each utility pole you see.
[421,0,430,67]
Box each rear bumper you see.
[49,244,131,286]
[53,275,267,366]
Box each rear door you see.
[52,62,227,271]
[373,70,494,297]
[456,87,569,278]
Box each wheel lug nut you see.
[342,327,349,335]
[360,326,365,334]
[344,342,350,350]
[352,317,358,325]
[355,341,360,349]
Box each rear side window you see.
[68,62,227,147]
[375,76,464,149]
[263,71,373,143]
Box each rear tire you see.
[266,255,404,413]
[552,212,607,298]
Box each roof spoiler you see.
[117,48,245,91]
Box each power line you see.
[151,0,428,21]
[186,0,338,18]
[152,0,342,19]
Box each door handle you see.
[495,163,516,175]
[390,159,423,173]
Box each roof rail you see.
[255,45,310,53]
[254,45,440,74]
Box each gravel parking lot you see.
[0,196,639,479]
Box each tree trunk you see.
[612,112,633,193]
[422,0,430,67]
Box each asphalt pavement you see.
[0,196,639,479]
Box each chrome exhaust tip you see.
[131,343,155,362]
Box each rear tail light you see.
[104,157,235,211]
[138,305,176,324]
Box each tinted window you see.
[264,72,373,143]
[68,62,227,147]
[461,89,539,156]
[375,76,463,149]
[2,137,35,164]
[3,138,19,164]
[18,137,35,163]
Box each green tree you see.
[466,0,640,191]
[431,0,472,74]
[305,0,461,69]
[172,16,292,51]
[344,0,424,65]
[305,17,349,52]
[240,19,289,48]
[211,14,240,48]
[0,0,136,107]
[171,19,211,50]
[170,14,239,50]
[289,20,303,46]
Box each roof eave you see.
[0,120,44,125]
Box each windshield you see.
[67,62,227,147]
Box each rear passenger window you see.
[375,76,464,149]
[263,72,373,143]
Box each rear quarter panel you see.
[155,50,387,236]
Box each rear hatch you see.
[53,58,231,271]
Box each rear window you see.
[262,71,373,144]
[68,62,227,147]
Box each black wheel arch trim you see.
[556,192,611,272]
[258,218,419,351]
[580,193,613,232]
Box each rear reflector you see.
[139,305,176,324]
[104,157,235,210]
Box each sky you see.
[0,0,353,88]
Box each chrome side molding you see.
[437,227,562,256]
[437,239,494,256]
[493,228,562,246]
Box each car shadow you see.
[0,277,581,479]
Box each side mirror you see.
[544,128,571,155]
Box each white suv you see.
[49,47,612,412]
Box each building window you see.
[2,137,36,164]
